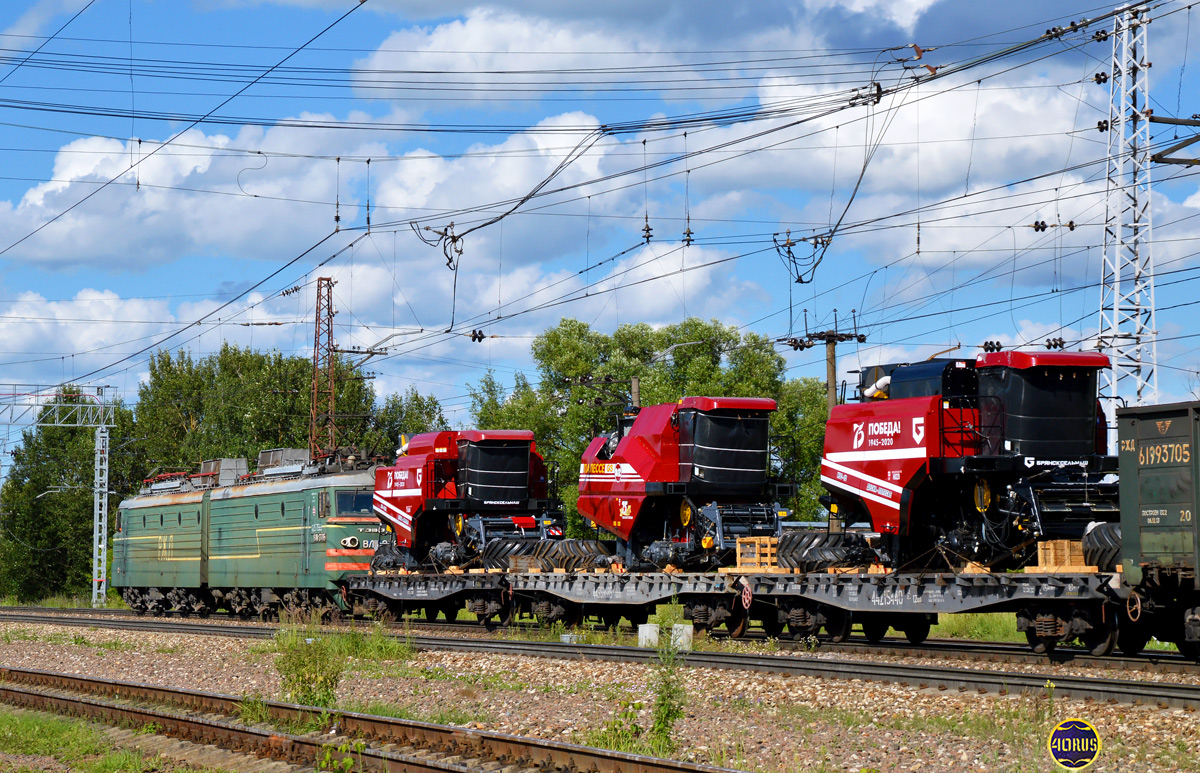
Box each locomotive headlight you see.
[701,534,714,549]
[679,501,693,527]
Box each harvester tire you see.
[1082,523,1122,572]
[779,532,868,573]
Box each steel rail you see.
[8,606,1199,675]
[0,667,734,773]
[2,611,1197,709]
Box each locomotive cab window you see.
[336,489,373,516]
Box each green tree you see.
[134,342,379,470]
[468,317,829,533]
[0,392,140,601]
[366,386,448,455]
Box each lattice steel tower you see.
[310,277,337,460]
[1098,4,1157,437]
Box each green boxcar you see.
[113,462,378,616]
[1117,402,1200,656]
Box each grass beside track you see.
[0,705,232,773]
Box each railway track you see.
[4,605,1196,675]
[0,666,730,773]
[3,610,1198,709]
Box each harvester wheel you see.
[860,617,888,643]
[1081,523,1122,572]
[778,532,870,573]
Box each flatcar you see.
[112,449,377,618]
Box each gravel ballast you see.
[1,621,1197,772]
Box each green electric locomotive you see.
[112,450,377,617]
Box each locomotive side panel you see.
[112,496,205,590]
[208,489,313,588]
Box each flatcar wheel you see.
[1081,621,1117,657]
[1025,629,1056,655]
[761,614,785,639]
[1177,640,1200,661]
[903,618,931,646]
[860,617,888,643]
[727,609,748,639]
[626,609,649,629]
[824,609,851,643]
[1117,625,1150,657]
[600,610,622,630]
[788,624,816,641]
[424,605,441,623]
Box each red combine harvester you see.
[577,397,794,570]
[815,350,1118,571]
[370,430,564,571]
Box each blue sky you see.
[0,0,1197,430]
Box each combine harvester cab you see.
[371,430,564,571]
[818,351,1118,571]
[577,397,794,570]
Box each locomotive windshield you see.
[336,489,374,516]
[688,410,769,484]
[457,440,530,503]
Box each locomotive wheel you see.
[1178,641,1200,661]
[903,618,931,646]
[860,617,888,643]
[824,609,852,643]
[1117,624,1151,657]
[1025,629,1056,655]
[1081,621,1117,657]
